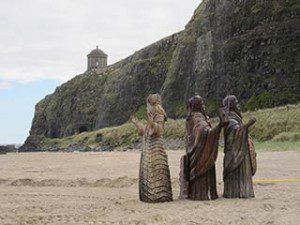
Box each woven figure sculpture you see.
[132,94,173,203]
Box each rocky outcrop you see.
[25,34,178,141]
[22,0,299,151]
[0,145,17,154]
[162,0,299,116]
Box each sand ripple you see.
[1,176,138,188]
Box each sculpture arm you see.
[246,117,256,128]
[131,116,146,136]
[187,127,201,157]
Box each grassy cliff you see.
[39,104,300,152]
[22,0,300,151]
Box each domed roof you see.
[88,46,107,57]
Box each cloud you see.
[0,0,201,83]
[0,81,12,90]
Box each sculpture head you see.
[222,95,241,117]
[146,94,166,121]
[147,94,162,106]
[187,95,207,117]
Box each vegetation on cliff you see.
[22,0,300,151]
[39,104,300,152]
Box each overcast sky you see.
[0,0,201,84]
[0,0,202,144]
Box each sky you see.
[0,0,201,144]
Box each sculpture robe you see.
[187,112,221,200]
[223,111,255,198]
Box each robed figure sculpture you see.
[179,95,223,200]
[222,95,257,198]
[132,94,173,203]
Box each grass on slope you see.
[42,104,300,150]
[254,141,300,152]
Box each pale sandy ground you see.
[0,150,299,225]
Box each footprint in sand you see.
[263,203,275,211]
[257,182,275,186]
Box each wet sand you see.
[0,150,299,225]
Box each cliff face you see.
[22,0,299,150]
[162,0,299,116]
[29,34,178,138]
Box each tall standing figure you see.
[179,95,223,200]
[132,94,173,203]
[222,95,257,198]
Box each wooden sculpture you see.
[132,94,173,203]
[222,95,257,198]
[179,95,223,200]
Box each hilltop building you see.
[87,46,107,71]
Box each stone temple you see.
[87,46,107,72]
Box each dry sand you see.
[0,150,299,225]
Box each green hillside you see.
[21,0,300,151]
[40,104,300,152]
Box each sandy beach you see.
[0,150,299,225]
